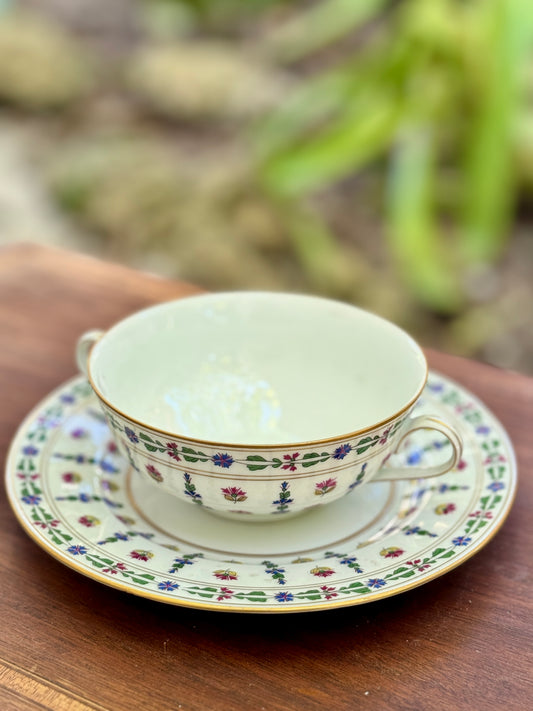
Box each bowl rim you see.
[86,292,429,450]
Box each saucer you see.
[5,372,517,613]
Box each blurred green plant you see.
[256,0,533,313]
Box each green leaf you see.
[264,0,388,63]
[143,444,158,453]
[139,432,153,443]
[246,464,268,471]
[386,126,462,313]
[461,0,533,263]
[431,547,446,558]
[246,455,267,462]
[263,89,400,196]
[301,452,329,467]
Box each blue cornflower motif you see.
[438,484,450,493]
[275,591,294,602]
[79,493,91,502]
[21,495,41,505]
[212,452,234,468]
[67,545,88,555]
[114,532,129,541]
[452,536,471,547]
[333,443,352,460]
[22,445,39,456]
[125,427,139,444]
[428,382,444,393]
[367,578,387,589]
[173,557,194,566]
[265,567,285,576]
[99,460,118,473]
[407,448,423,465]
[340,556,357,565]
[404,526,421,535]
[60,393,75,404]
[476,425,491,435]
[487,481,505,492]
[158,581,179,592]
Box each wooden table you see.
[0,244,531,711]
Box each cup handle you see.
[373,415,463,482]
[76,330,104,377]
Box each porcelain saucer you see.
[5,372,517,613]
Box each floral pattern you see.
[5,373,516,612]
[315,478,337,496]
[221,486,247,504]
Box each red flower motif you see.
[130,550,153,562]
[435,503,456,515]
[166,442,181,461]
[221,486,247,503]
[103,562,127,575]
[282,452,300,471]
[213,569,238,581]
[310,566,335,578]
[379,428,392,444]
[320,585,338,600]
[457,459,468,470]
[468,510,493,519]
[406,560,431,572]
[145,464,163,482]
[107,441,118,453]
[381,547,405,558]
[217,586,234,600]
[315,478,337,496]
[78,515,100,528]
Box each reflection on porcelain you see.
[76,293,463,519]
[5,373,517,613]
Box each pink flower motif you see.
[107,441,118,453]
[406,560,431,572]
[145,464,163,482]
[435,503,456,515]
[78,515,100,528]
[33,519,59,529]
[213,569,238,581]
[103,562,127,575]
[320,585,338,600]
[62,472,82,484]
[17,472,40,480]
[379,428,392,445]
[457,459,468,470]
[282,452,300,471]
[70,428,86,439]
[166,442,181,462]
[217,586,234,601]
[315,478,337,496]
[310,566,335,578]
[381,547,405,558]
[130,550,154,562]
[221,486,247,503]
[468,510,493,519]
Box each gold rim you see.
[85,292,429,450]
[4,373,518,614]
[87,357,428,452]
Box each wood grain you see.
[0,243,531,711]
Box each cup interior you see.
[89,292,427,445]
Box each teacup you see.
[76,292,462,521]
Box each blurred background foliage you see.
[0,0,532,372]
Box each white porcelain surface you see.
[89,292,427,444]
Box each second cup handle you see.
[373,415,463,482]
[76,330,105,377]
